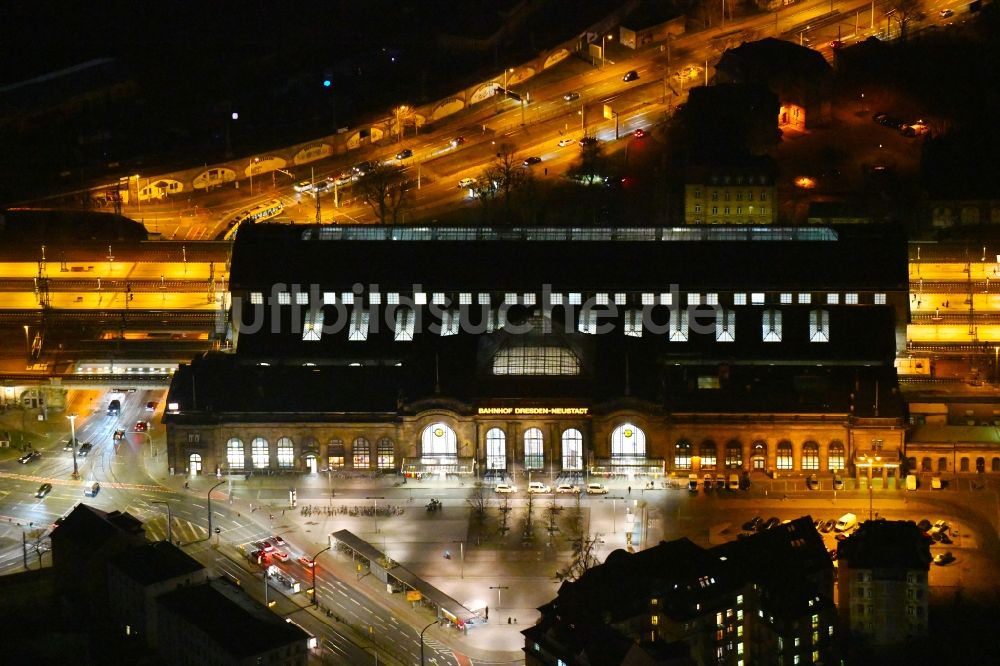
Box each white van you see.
[687,474,699,492]
[586,483,608,495]
[906,474,917,491]
[834,513,858,532]
[527,481,551,494]
[728,473,740,490]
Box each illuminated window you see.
[762,309,782,342]
[568,292,582,305]
[439,310,459,336]
[226,438,245,471]
[328,439,345,468]
[432,293,446,305]
[827,293,840,305]
[278,292,291,305]
[578,309,598,334]
[726,441,743,468]
[369,292,381,305]
[525,428,544,470]
[341,292,355,305]
[296,292,308,305]
[422,424,457,457]
[688,293,701,306]
[486,428,507,470]
[492,346,580,375]
[523,293,536,306]
[348,309,370,341]
[414,292,427,305]
[549,292,563,305]
[651,615,659,625]
[478,293,490,305]
[387,292,400,305]
[460,292,472,305]
[798,293,811,304]
[809,309,830,342]
[659,292,673,306]
[780,293,792,304]
[776,441,793,470]
[674,440,692,469]
[377,438,395,469]
[828,441,845,470]
[706,293,719,305]
[562,429,583,470]
[802,442,819,470]
[625,309,643,337]
[700,440,717,468]
[394,308,415,341]
[751,292,765,305]
[642,293,655,305]
[845,292,859,304]
[251,437,270,468]
[874,292,887,304]
[250,292,263,304]
[277,437,294,468]
[352,437,371,468]
[717,308,736,342]
[612,424,646,458]
[733,293,747,305]
[669,309,689,342]
[505,292,517,304]
[323,292,336,305]
[596,293,609,305]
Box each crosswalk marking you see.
[143,515,208,543]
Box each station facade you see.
[164,224,908,482]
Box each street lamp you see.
[207,480,226,537]
[23,325,30,366]
[248,157,260,195]
[395,105,409,142]
[601,34,613,69]
[420,619,438,665]
[67,414,79,479]
[452,540,465,579]
[309,545,332,607]
[366,496,384,534]
[488,584,509,611]
[152,500,173,543]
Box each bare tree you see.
[356,162,409,224]
[482,143,529,220]
[555,533,604,582]
[887,0,922,41]
[466,482,489,522]
[499,495,511,536]
[523,490,535,538]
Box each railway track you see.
[0,277,217,292]
[0,308,219,325]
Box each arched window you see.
[960,457,969,472]
[751,441,767,470]
[776,441,793,470]
[976,457,985,473]
[562,429,583,471]
[251,437,269,469]
[993,457,1000,473]
[486,428,507,470]
[921,457,932,472]
[524,428,544,470]
[828,441,845,470]
[674,440,692,470]
[189,453,202,474]
[328,439,345,469]
[700,440,717,468]
[353,437,371,469]
[938,457,948,472]
[801,441,819,470]
[611,424,646,458]
[277,437,294,469]
[377,438,395,469]
[421,423,457,457]
[226,437,245,471]
[725,440,742,469]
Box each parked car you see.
[563,91,580,102]
[742,516,763,531]
[272,550,289,562]
[687,474,699,492]
[586,483,609,495]
[703,474,714,491]
[271,535,286,547]
[832,476,844,490]
[716,474,727,489]
[763,517,781,530]
[558,138,575,147]
[495,483,517,494]
[806,474,820,490]
[18,451,40,464]
[928,519,950,538]
[835,513,858,532]
[458,177,476,189]
[820,519,836,533]
[623,70,640,82]
[395,148,413,160]
[522,156,542,166]
[78,441,93,457]
[556,484,580,494]
[527,481,552,494]
[933,551,955,566]
[931,476,943,490]
[36,483,53,498]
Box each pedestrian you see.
[514,617,517,624]
[507,617,511,625]
[485,606,489,620]
[282,509,285,516]
[627,485,631,494]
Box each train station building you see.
[163,224,908,484]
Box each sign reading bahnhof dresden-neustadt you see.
[477,407,589,416]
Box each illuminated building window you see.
[711,191,718,200]
[737,595,744,605]
[712,206,719,215]
[642,293,654,305]
[323,292,336,305]
[828,441,845,470]
[695,204,702,213]
[252,437,270,468]
[695,190,702,198]
[596,293,609,305]
[478,293,491,305]
[798,293,811,304]
[724,206,730,215]
[625,310,643,337]
[688,293,701,306]
[493,346,580,375]
[394,308,415,341]
[717,308,736,342]
[505,292,518,303]
[827,293,839,305]
[328,440,345,468]
[422,424,457,457]
[578,309,597,334]
[347,308,369,342]
[432,293,446,305]
[612,424,646,458]
[367,292,381,305]
[674,440,692,469]
[733,293,747,305]
[776,441,793,470]
[523,293,536,306]
[486,428,507,470]
[874,292,887,304]
[278,292,291,305]
[550,292,563,305]
[387,292,400,305]
[659,292,673,305]
[296,292,308,305]
[726,441,743,468]
[700,440,717,467]
[568,292,582,305]
[651,615,659,625]
[762,309,782,342]
[414,292,427,305]
[802,442,819,470]
[377,438,395,469]
[525,428,544,469]
[706,293,718,305]
[737,609,743,621]
[780,293,792,304]
[352,437,371,468]
[845,292,859,304]
[794,638,800,647]
[226,438,245,471]
[439,310,459,336]
[341,292,355,305]
[460,292,472,305]
[250,292,263,304]
[809,309,829,342]
[562,429,583,470]
[303,309,324,341]
[751,292,765,304]
[277,437,294,468]
[669,309,689,342]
